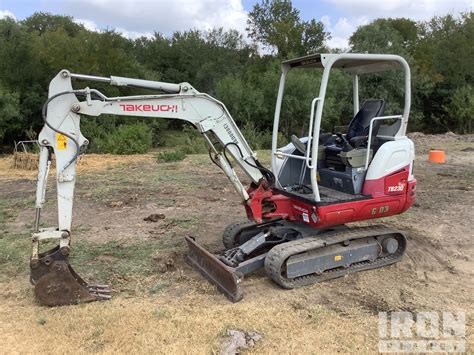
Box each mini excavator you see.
[31,53,416,306]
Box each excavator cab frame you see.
[271,53,411,202]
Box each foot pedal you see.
[185,236,244,302]
[30,246,111,306]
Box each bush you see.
[97,123,152,154]
[444,85,473,134]
[178,125,208,154]
[240,121,280,150]
[156,149,186,162]
[80,117,116,153]
[156,125,208,154]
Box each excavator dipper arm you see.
[31,69,265,306]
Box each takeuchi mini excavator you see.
[31,53,416,306]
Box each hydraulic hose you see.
[41,90,87,171]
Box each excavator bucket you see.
[185,236,244,302]
[30,246,111,307]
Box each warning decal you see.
[56,133,67,150]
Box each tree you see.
[0,9,472,152]
[444,85,473,133]
[23,12,82,36]
[349,18,418,54]
[411,12,473,132]
[215,74,267,127]
[246,0,330,58]
[0,84,20,142]
[349,18,429,129]
[415,13,473,88]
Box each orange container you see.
[428,150,446,164]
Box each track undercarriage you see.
[187,221,406,302]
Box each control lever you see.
[336,133,353,152]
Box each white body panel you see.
[365,138,415,181]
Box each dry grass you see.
[1,272,472,354]
[0,153,154,181]
[0,135,473,353]
[10,152,40,170]
[0,283,380,354]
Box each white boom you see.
[32,69,265,266]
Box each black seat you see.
[324,99,385,168]
[326,99,385,151]
[346,99,385,144]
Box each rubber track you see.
[222,219,280,249]
[264,225,407,289]
[222,220,257,248]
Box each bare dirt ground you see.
[0,133,473,353]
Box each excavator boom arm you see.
[36,69,264,228]
[31,69,265,306]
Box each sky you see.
[0,0,472,48]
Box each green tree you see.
[349,17,429,129]
[414,12,473,132]
[215,75,267,127]
[1,9,472,152]
[444,85,473,133]
[349,18,418,54]
[23,12,83,36]
[247,0,330,58]
[0,84,21,142]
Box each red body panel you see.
[245,166,416,228]
[362,165,410,197]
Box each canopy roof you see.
[282,53,405,74]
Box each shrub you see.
[444,85,473,134]
[156,125,207,154]
[156,149,186,162]
[179,125,208,154]
[98,123,152,154]
[240,121,280,150]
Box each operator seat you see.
[288,99,385,166]
[346,99,385,145]
[326,99,385,152]
[323,99,385,170]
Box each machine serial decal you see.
[372,205,390,215]
[119,104,178,113]
[223,123,238,144]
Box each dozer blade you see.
[30,246,111,307]
[185,236,244,302]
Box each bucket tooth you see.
[185,236,244,302]
[30,246,111,307]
